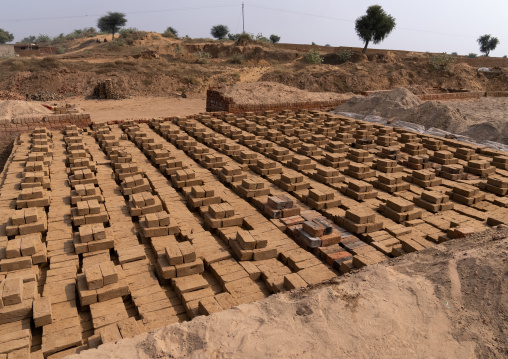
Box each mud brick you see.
[421,190,445,204]
[264,204,281,219]
[97,282,129,302]
[280,216,305,227]
[298,230,322,248]
[284,273,308,290]
[220,202,235,217]
[91,223,106,241]
[144,213,159,228]
[99,323,122,344]
[140,219,169,237]
[239,261,261,280]
[320,231,341,246]
[116,317,142,339]
[88,237,114,252]
[386,197,414,212]
[3,278,23,306]
[88,199,100,214]
[198,297,222,315]
[32,296,52,328]
[178,241,196,263]
[0,257,32,272]
[252,247,277,261]
[213,292,237,310]
[76,201,89,216]
[173,274,209,297]
[165,245,183,266]
[297,265,336,285]
[175,259,204,277]
[19,234,38,256]
[236,229,256,250]
[78,225,93,243]
[302,220,325,237]
[6,238,21,259]
[345,207,375,224]
[452,185,477,197]
[99,262,118,285]
[85,265,103,290]
[229,240,253,261]
[209,204,225,219]
[222,215,243,227]
[76,274,97,306]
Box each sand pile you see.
[218,82,352,105]
[333,87,505,143]
[0,100,53,121]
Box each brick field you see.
[1,109,508,358]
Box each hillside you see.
[2,30,508,99]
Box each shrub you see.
[269,34,280,44]
[56,46,66,54]
[162,27,178,38]
[195,51,211,64]
[337,49,353,63]
[451,52,458,56]
[504,55,507,58]
[228,33,240,41]
[255,33,270,43]
[303,50,323,64]
[428,53,456,71]
[210,25,229,40]
[467,53,478,58]
[36,34,51,44]
[230,53,245,64]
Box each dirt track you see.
[68,229,508,359]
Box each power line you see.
[0,3,242,23]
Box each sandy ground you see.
[68,229,508,359]
[64,96,206,123]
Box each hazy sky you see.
[1,0,507,56]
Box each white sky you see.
[1,0,507,56]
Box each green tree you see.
[355,5,396,54]
[210,25,229,40]
[0,28,14,44]
[162,27,178,38]
[269,34,281,43]
[97,12,127,40]
[19,35,36,44]
[35,34,51,44]
[477,34,499,56]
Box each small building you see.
[14,44,57,56]
[0,44,15,58]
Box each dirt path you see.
[62,96,206,123]
[67,229,508,359]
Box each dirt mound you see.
[0,100,53,120]
[399,101,469,133]
[67,229,508,359]
[335,88,423,118]
[218,81,353,105]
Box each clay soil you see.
[68,228,508,359]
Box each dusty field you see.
[68,229,508,359]
[65,96,206,123]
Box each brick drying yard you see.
[1,109,508,358]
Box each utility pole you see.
[242,2,245,33]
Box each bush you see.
[210,25,229,40]
[269,34,280,44]
[228,33,240,41]
[255,33,270,43]
[56,46,66,54]
[504,55,507,59]
[428,53,456,71]
[337,49,353,63]
[162,27,178,38]
[230,53,245,64]
[36,34,51,44]
[467,53,478,58]
[195,51,211,64]
[451,52,458,56]
[303,50,323,64]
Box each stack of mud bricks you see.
[73,221,113,255]
[233,150,257,165]
[17,180,50,210]
[297,143,323,158]
[341,179,377,201]
[313,166,344,185]
[128,191,163,216]
[160,157,185,176]
[436,164,466,180]
[221,142,241,157]
[338,207,383,234]
[344,162,376,180]
[158,236,204,282]
[76,262,127,306]
[263,195,300,219]
[240,133,257,147]
[218,164,247,184]
[289,155,316,171]
[491,155,508,170]
[171,169,202,189]
[379,198,422,223]
[267,146,292,163]
[250,158,282,177]
[402,155,431,170]
[236,178,269,198]
[251,139,272,154]
[373,172,409,193]
[22,128,53,190]
[479,175,508,196]
[454,147,479,161]
[229,228,276,261]
[373,158,403,173]
[375,127,398,147]
[465,160,496,177]
[2,209,48,272]
[305,188,340,210]
[404,169,442,188]
[334,125,354,145]
[423,138,445,151]
[278,173,310,192]
[448,184,486,205]
[281,136,302,150]
[414,190,454,213]
[203,202,243,229]
[429,150,458,165]
[353,124,376,150]
[186,184,220,209]
[294,216,341,249]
